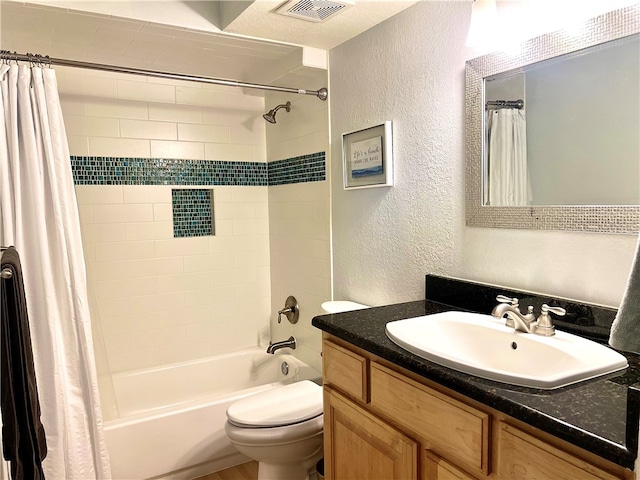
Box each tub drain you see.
[281,361,289,375]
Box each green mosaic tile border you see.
[172,189,214,238]
[70,152,326,187]
[267,152,326,185]
[71,157,268,186]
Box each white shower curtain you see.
[0,64,111,478]
[486,108,532,206]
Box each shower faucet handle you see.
[277,296,299,324]
[277,307,293,323]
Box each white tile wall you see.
[60,67,272,378]
[265,81,330,162]
[57,65,330,418]
[79,184,271,374]
[57,66,266,161]
[265,70,331,374]
[150,140,205,160]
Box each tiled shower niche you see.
[171,188,214,238]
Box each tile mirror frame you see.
[465,5,640,234]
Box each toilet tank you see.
[321,301,369,315]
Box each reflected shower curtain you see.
[0,64,111,478]
[486,108,532,206]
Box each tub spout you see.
[266,336,296,354]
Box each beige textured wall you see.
[329,1,637,310]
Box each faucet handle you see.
[541,304,566,317]
[534,304,566,336]
[496,295,519,307]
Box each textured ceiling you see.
[225,0,420,50]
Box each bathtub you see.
[103,349,320,480]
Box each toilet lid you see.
[227,380,323,427]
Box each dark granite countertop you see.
[312,300,640,470]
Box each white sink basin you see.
[385,311,628,389]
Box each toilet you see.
[320,300,369,314]
[224,300,369,480]
[224,380,324,480]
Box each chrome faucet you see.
[491,295,536,333]
[266,336,297,354]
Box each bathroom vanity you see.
[312,277,640,479]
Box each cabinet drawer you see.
[323,340,368,403]
[370,362,490,475]
[497,422,622,480]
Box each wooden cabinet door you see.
[371,362,490,475]
[497,423,623,480]
[324,387,418,480]
[422,451,477,480]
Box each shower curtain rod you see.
[486,99,524,110]
[1,51,329,101]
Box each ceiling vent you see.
[275,0,354,23]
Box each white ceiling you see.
[225,0,419,50]
[0,0,419,89]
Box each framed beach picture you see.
[342,121,393,189]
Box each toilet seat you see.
[227,380,322,428]
[225,414,323,447]
[224,380,325,479]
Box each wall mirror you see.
[465,5,640,234]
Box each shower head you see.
[263,101,291,124]
[263,111,277,124]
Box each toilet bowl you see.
[225,380,324,480]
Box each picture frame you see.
[342,121,393,189]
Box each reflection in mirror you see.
[483,35,639,207]
[465,5,640,233]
